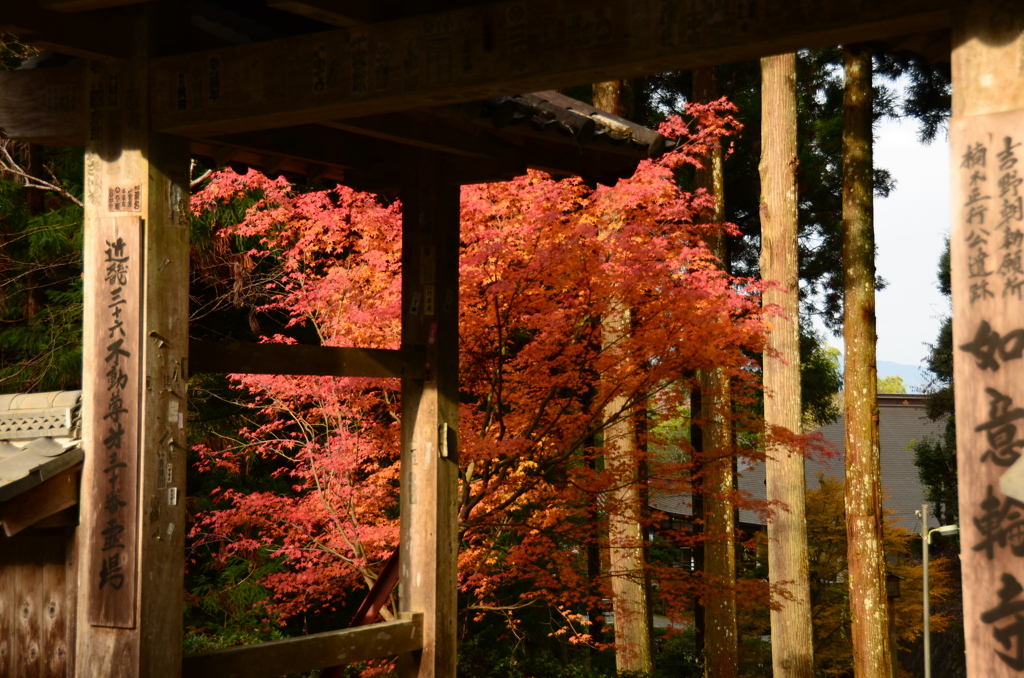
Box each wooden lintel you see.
[2,5,130,59]
[326,112,519,159]
[0,463,81,538]
[150,0,957,137]
[266,0,374,27]
[188,340,423,379]
[181,613,423,678]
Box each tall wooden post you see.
[950,2,1024,676]
[75,6,190,677]
[398,149,460,678]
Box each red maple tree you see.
[188,101,781,647]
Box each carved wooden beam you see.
[188,340,424,379]
[149,0,958,137]
[181,613,423,678]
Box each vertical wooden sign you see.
[951,108,1024,675]
[85,215,143,629]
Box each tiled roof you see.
[0,390,83,503]
[653,395,949,532]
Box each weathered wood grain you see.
[149,0,958,137]
[14,536,42,678]
[188,340,422,379]
[180,614,423,678]
[0,464,81,538]
[398,150,460,678]
[41,537,67,678]
[950,3,1024,675]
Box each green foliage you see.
[916,238,957,525]
[801,326,843,426]
[877,375,907,394]
[0,150,85,393]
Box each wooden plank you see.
[180,614,423,678]
[83,215,142,630]
[40,536,68,678]
[14,535,43,678]
[0,464,81,538]
[398,149,460,678]
[149,0,958,137]
[0,65,85,145]
[0,533,13,677]
[188,340,422,379]
[0,5,130,59]
[75,6,192,677]
[950,3,1024,675]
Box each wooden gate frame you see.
[1,0,1023,676]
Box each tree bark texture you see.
[693,65,739,678]
[593,80,652,675]
[841,45,891,678]
[759,53,815,678]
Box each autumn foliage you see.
[187,102,778,651]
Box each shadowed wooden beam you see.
[150,0,958,137]
[325,112,519,158]
[266,0,374,26]
[0,464,81,537]
[1,5,130,59]
[188,340,424,379]
[0,65,84,144]
[181,614,423,678]
[37,0,151,11]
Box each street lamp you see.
[917,504,959,678]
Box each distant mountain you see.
[876,360,930,393]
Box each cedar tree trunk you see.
[759,52,815,678]
[594,79,653,674]
[693,65,739,678]
[841,45,891,678]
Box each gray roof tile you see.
[0,390,83,503]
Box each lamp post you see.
[918,503,959,678]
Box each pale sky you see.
[815,107,951,370]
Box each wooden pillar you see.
[75,5,190,677]
[950,2,1024,676]
[398,149,460,678]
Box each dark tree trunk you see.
[693,65,738,678]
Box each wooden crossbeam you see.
[149,0,958,137]
[188,340,423,379]
[181,613,423,678]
